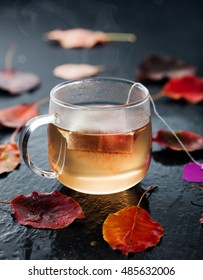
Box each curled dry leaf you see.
[136,54,196,81]
[152,129,203,151]
[0,103,39,128]
[162,75,203,103]
[102,186,163,255]
[53,64,105,80]
[0,68,40,95]
[45,28,136,49]
[200,214,203,224]
[10,190,84,229]
[0,142,20,174]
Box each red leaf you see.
[136,54,196,81]
[53,64,105,80]
[0,103,39,128]
[103,205,163,255]
[162,75,203,103]
[45,28,136,49]
[152,129,203,151]
[0,142,20,174]
[0,68,40,94]
[103,186,163,255]
[10,191,84,229]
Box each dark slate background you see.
[0,0,203,260]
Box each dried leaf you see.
[0,142,20,174]
[45,28,136,49]
[103,205,163,255]
[183,162,203,183]
[0,103,39,128]
[200,214,203,224]
[0,68,40,94]
[10,190,84,229]
[162,75,203,103]
[53,64,105,80]
[136,54,196,81]
[152,129,203,151]
[103,186,163,255]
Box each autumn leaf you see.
[8,191,84,229]
[53,64,105,80]
[0,69,40,95]
[136,54,196,81]
[45,28,136,48]
[0,142,20,174]
[152,129,203,151]
[0,103,39,128]
[162,75,203,103]
[200,214,203,224]
[102,186,163,255]
[0,44,40,95]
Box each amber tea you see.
[48,122,151,194]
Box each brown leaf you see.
[136,54,196,81]
[0,142,20,174]
[53,64,105,80]
[0,68,40,94]
[0,103,39,128]
[45,28,136,49]
[10,190,84,229]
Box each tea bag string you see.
[127,83,203,169]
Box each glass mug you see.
[19,77,151,194]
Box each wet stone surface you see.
[0,0,203,260]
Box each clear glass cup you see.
[19,77,151,194]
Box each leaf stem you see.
[10,126,21,143]
[137,185,157,208]
[5,43,18,69]
[152,92,163,101]
[127,186,157,242]
[106,33,136,42]
[36,96,50,107]
[0,200,10,205]
[191,185,203,191]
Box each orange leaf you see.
[53,64,105,80]
[0,103,39,128]
[103,187,163,255]
[0,142,20,174]
[162,75,203,103]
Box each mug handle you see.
[19,114,58,179]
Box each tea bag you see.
[58,129,134,153]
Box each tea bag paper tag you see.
[183,162,203,182]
